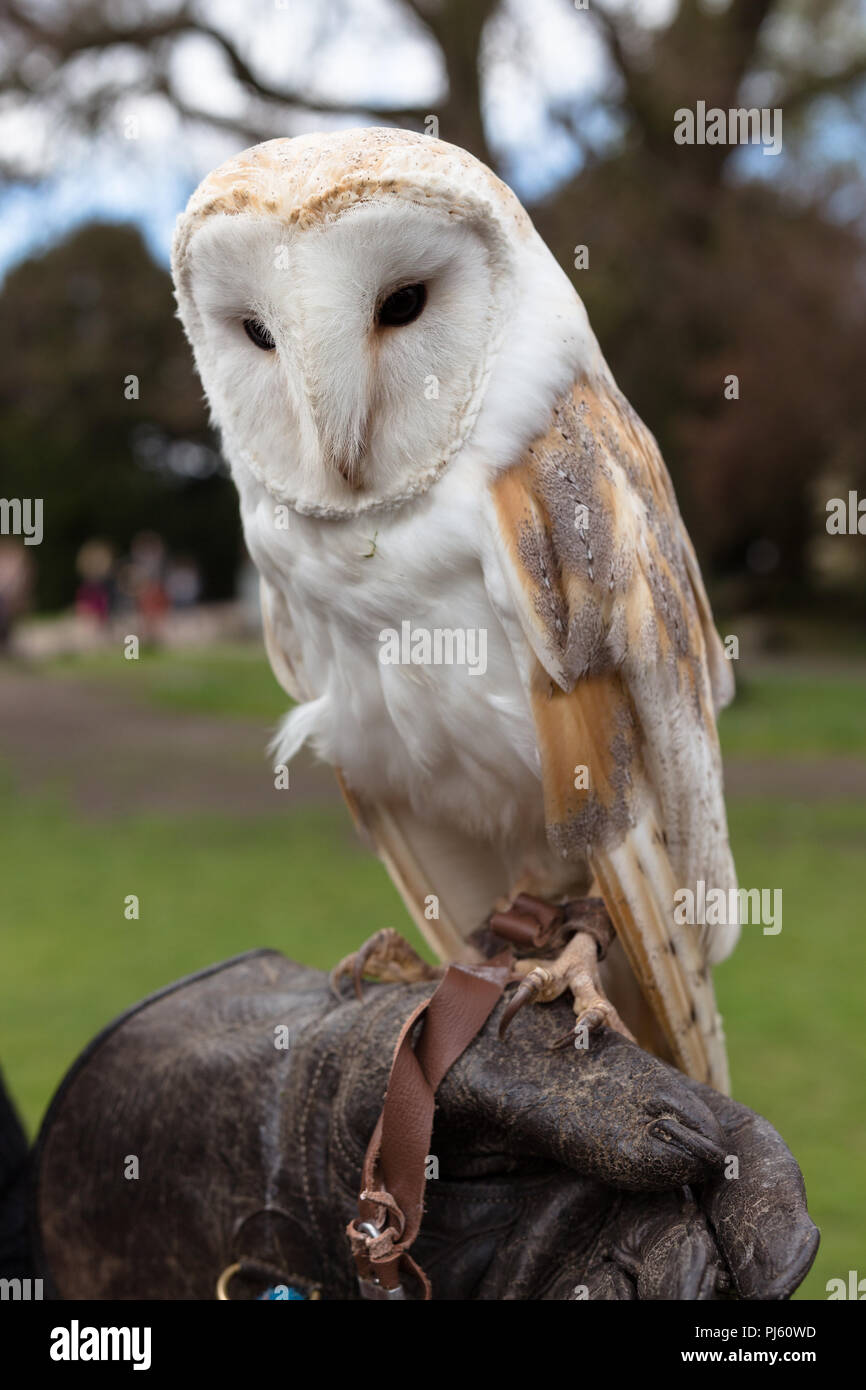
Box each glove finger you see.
[536,1026,728,1189]
[572,1191,724,1301]
[449,1012,728,1191]
[634,1193,725,1300]
[688,1083,819,1300]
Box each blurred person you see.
[74,538,115,625]
[0,541,33,654]
[128,531,169,641]
[165,554,201,609]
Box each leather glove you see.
[33,949,818,1300]
[0,1070,31,1282]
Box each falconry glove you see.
[33,949,818,1300]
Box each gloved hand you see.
[34,950,817,1300]
[411,1027,818,1300]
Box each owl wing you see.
[484,376,737,1091]
[260,578,489,965]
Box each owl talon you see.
[551,1004,613,1050]
[330,928,442,1001]
[495,901,636,1047]
[569,952,636,1044]
[576,1006,606,1034]
[499,968,553,1039]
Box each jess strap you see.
[346,952,512,1300]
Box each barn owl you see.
[172,128,738,1093]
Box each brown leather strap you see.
[488,894,614,961]
[347,952,511,1300]
[489,894,565,951]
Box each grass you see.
[719,670,866,757]
[4,643,866,1300]
[43,642,289,722]
[0,787,408,1140]
[714,799,866,1300]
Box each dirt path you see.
[1,666,864,816]
[722,757,866,800]
[0,666,338,817]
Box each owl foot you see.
[493,897,635,1046]
[330,928,443,1002]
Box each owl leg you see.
[493,895,635,1045]
[330,928,443,1001]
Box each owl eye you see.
[377,283,426,328]
[242,318,276,351]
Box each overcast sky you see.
[0,0,858,280]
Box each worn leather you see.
[32,949,818,1300]
[0,1069,31,1281]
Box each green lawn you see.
[719,669,866,757]
[714,799,866,1300]
[44,641,289,721]
[3,644,865,1300]
[1,783,407,1134]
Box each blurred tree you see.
[2,0,865,611]
[0,223,241,610]
[526,1,866,611]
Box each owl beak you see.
[306,346,371,490]
[316,405,369,490]
[324,433,367,489]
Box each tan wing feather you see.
[488,377,736,1091]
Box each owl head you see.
[172,127,598,519]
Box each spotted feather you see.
[487,375,737,1091]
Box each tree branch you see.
[0,1,430,133]
[775,56,866,117]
